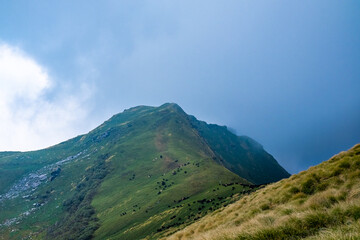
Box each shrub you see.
[331,167,343,176]
[316,182,329,192]
[327,195,337,205]
[337,191,347,201]
[339,161,351,169]
[354,160,360,168]
[289,186,300,194]
[345,205,360,220]
[310,173,320,182]
[330,207,346,224]
[301,178,316,195]
[302,212,329,230]
[260,203,270,211]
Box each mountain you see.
[166,144,360,240]
[188,115,289,184]
[0,103,289,239]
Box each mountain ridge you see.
[0,103,289,239]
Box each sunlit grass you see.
[164,144,360,240]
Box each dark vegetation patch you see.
[156,188,260,236]
[50,166,61,181]
[260,203,270,211]
[237,205,360,240]
[46,154,111,240]
[301,178,316,195]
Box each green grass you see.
[188,115,290,184]
[46,153,111,240]
[1,103,269,240]
[91,104,250,240]
[165,144,360,240]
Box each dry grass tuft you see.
[164,144,360,240]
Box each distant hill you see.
[0,103,289,239]
[166,144,360,240]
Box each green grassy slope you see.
[90,103,251,240]
[188,116,290,184]
[0,135,106,239]
[0,103,288,239]
[0,136,83,196]
[165,144,360,240]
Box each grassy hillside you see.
[0,137,106,239]
[165,144,360,240]
[188,116,289,184]
[89,103,251,240]
[0,103,288,240]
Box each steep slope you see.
[0,103,288,239]
[84,103,251,240]
[188,116,289,184]
[166,144,360,240]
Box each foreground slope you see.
[0,103,288,239]
[166,144,360,240]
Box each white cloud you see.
[0,43,93,151]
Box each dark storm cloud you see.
[0,0,359,173]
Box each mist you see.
[0,0,359,173]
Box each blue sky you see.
[0,0,359,173]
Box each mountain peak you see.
[159,102,181,108]
[159,102,185,113]
[94,103,289,185]
[0,102,289,239]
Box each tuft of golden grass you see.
[304,221,360,240]
[163,144,360,240]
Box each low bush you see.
[316,182,329,192]
[339,161,351,169]
[260,203,270,211]
[331,167,343,177]
[301,178,316,195]
[289,186,300,194]
[345,205,360,220]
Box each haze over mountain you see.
[0,103,289,239]
[1,1,359,175]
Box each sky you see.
[0,0,359,174]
